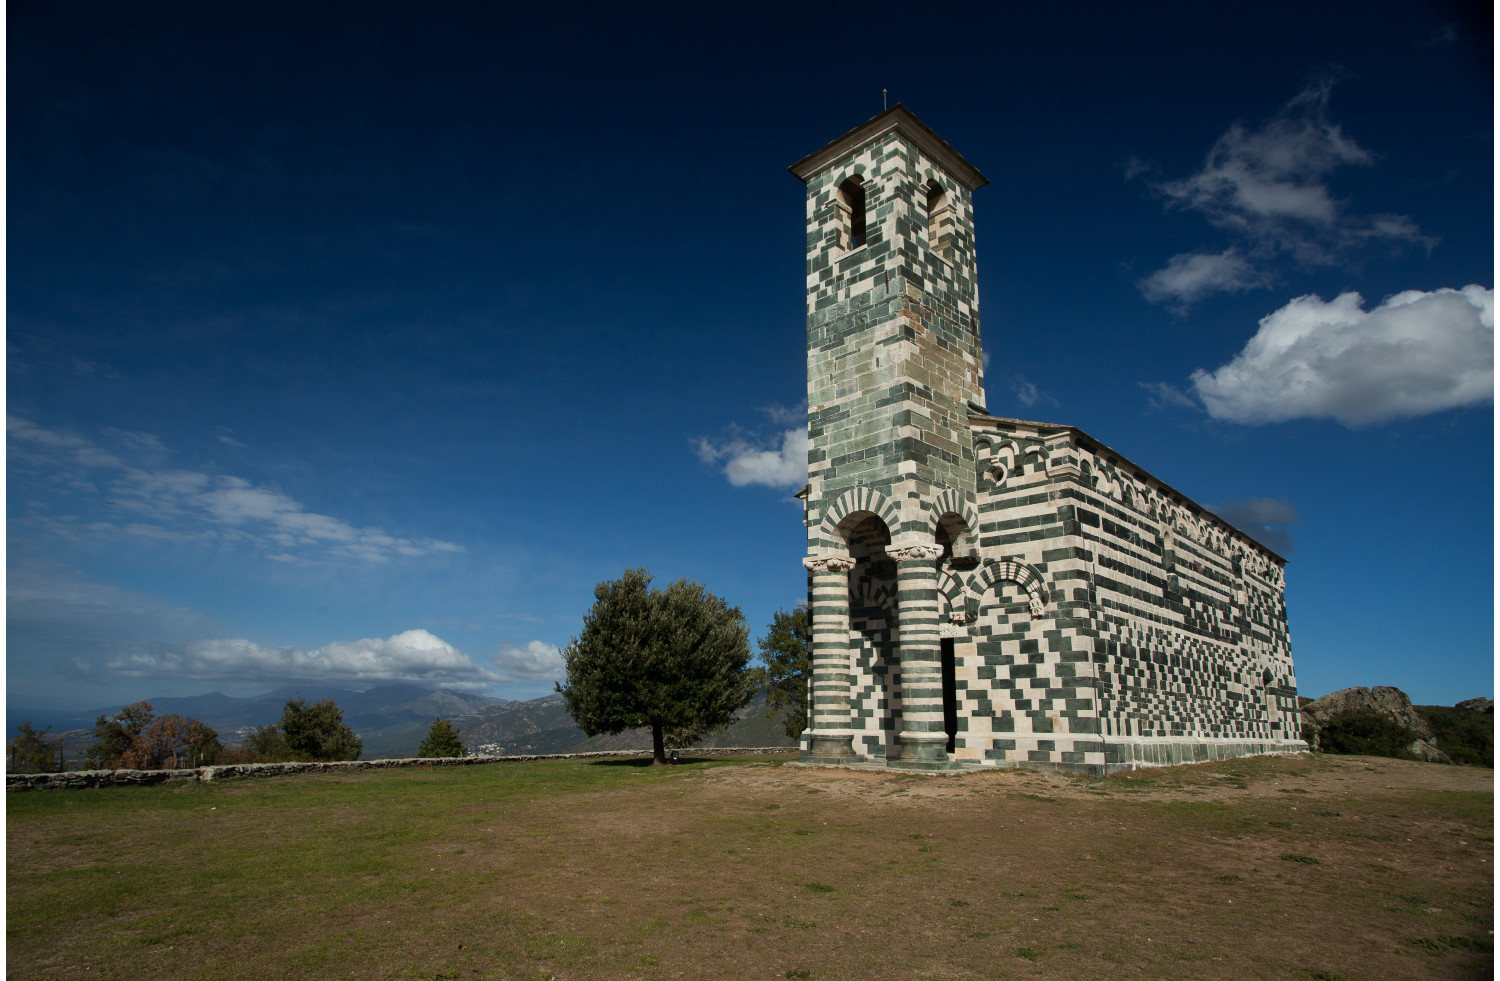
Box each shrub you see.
[1316,709,1420,759]
[1414,705,1493,767]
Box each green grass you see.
[7,753,1493,981]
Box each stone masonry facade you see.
[790,106,1303,774]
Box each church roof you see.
[789,104,990,192]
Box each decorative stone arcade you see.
[788,106,1304,774]
[792,106,988,770]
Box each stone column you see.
[800,555,858,762]
[889,544,954,768]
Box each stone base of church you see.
[885,757,963,772]
[799,730,858,764]
[974,734,1308,776]
[797,731,1308,776]
[1098,736,1309,773]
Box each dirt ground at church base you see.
[7,752,1492,981]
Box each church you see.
[791,106,1304,773]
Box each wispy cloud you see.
[1208,497,1301,555]
[103,629,501,689]
[1138,75,1434,305]
[492,639,565,682]
[759,402,806,426]
[1139,249,1263,306]
[8,559,225,647]
[694,425,808,489]
[1189,285,1493,425]
[1139,381,1198,412]
[8,418,463,563]
[993,375,1054,413]
[1417,23,1458,47]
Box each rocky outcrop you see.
[1301,686,1447,762]
[1455,697,1494,714]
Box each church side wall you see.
[954,424,1304,772]
[957,427,1108,771]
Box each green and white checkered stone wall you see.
[793,109,1302,774]
[951,419,1303,772]
[802,125,984,556]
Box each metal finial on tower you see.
[883,88,888,111]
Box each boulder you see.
[1301,686,1447,762]
[1455,697,1494,714]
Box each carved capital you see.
[802,555,856,573]
[887,544,945,563]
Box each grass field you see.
[6,753,1492,980]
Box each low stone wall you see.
[5,747,798,791]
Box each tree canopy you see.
[85,701,155,769]
[753,605,810,741]
[280,698,362,761]
[84,702,223,770]
[10,722,63,774]
[557,568,755,765]
[418,718,466,758]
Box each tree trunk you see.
[651,722,667,765]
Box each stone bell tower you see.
[790,105,989,768]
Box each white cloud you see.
[695,426,808,489]
[1140,77,1433,303]
[1191,285,1493,425]
[1208,497,1301,556]
[103,628,501,689]
[8,418,463,563]
[1140,249,1262,305]
[492,640,565,682]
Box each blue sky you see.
[7,1,1493,717]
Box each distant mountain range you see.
[455,693,796,756]
[10,685,796,762]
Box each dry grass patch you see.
[7,753,1492,979]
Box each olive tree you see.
[556,568,755,765]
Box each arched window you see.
[836,176,867,251]
[925,179,952,255]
